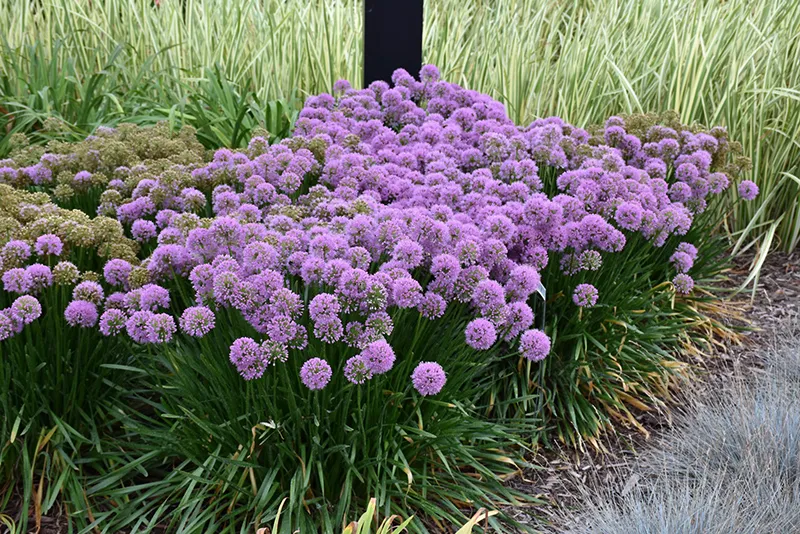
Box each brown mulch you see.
[507,250,800,533]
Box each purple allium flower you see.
[411,361,446,396]
[25,264,52,291]
[131,219,157,242]
[2,268,29,294]
[126,310,155,343]
[503,301,534,340]
[464,318,497,350]
[360,339,396,374]
[3,240,32,262]
[309,293,341,321]
[504,265,541,302]
[0,311,15,340]
[615,202,644,231]
[11,295,41,324]
[73,170,93,186]
[673,273,695,294]
[392,238,424,269]
[229,337,268,380]
[676,242,698,260]
[418,292,447,319]
[313,315,344,343]
[670,251,694,273]
[146,313,176,343]
[73,281,104,305]
[738,180,759,201]
[300,357,333,390]
[99,309,127,336]
[391,277,423,308]
[572,283,598,308]
[35,234,63,256]
[343,355,373,384]
[64,300,98,327]
[104,259,133,288]
[519,329,550,361]
[261,339,289,364]
[139,284,170,311]
[180,306,215,337]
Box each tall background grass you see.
[2,0,798,251]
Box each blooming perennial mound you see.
[0,64,758,400]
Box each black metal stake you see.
[363,0,424,86]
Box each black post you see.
[363,0,424,86]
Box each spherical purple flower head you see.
[391,277,423,308]
[519,329,550,362]
[454,265,489,303]
[670,251,694,274]
[139,284,170,311]
[505,265,542,302]
[419,64,440,83]
[105,292,126,310]
[313,315,344,343]
[360,339,396,375]
[35,234,63,256]
[343,355,373,385]
[11,295,41,324]
[738,180,759,201]
[309,293,341,322]
[471,279,505,315]
[572,283,599,308]
[668,182,692,203]
[2,268,29,294]
[411,361,446,396]
[418,292,447,320]
[64,300,98,328]
[213,271,241,307]
[503,301,534,341]
[229,337,268,381]
[261,338,289,364]
[300,357,333,390]
[73,170,92,186]
[146,313,176,344]
[126,310,155,343]
[676,242,698,260]
[672,273,695,294]
[332,79,351,95]
[131,219,157,242]
[266,314,298,344]
[392,238,424,269]
[0,311,15,341]
[464,318,497,350]
[707,172,730,194]
[104,259,132,288]
[180,306,215,337]
[3,240,31,263]
[99,309,127,336]
[614,201,644,231]
[25,264,52,292]
[73,281,104,305]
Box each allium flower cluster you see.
[1,65,759,399]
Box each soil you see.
[508,250,800,533]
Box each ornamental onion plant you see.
[0,66,758,530]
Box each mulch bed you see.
[508,250,800,533]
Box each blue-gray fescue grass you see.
[560,316,800,534]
